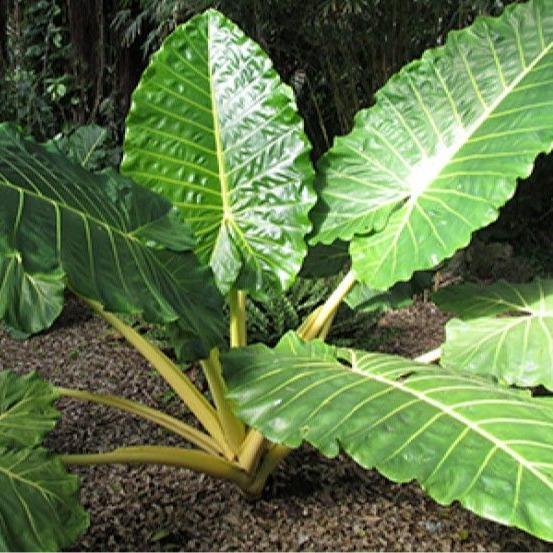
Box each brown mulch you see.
[0,296,550,552]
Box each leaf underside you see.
[0,371,89,551]
[122,10,316,299]
[312,0,553,290]
[0,124,224,359]
[345,272,432,313]
[299,241,349,278]
[436,279,553,390]
[224,332,553,541]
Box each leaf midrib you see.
[0,177,198,322]
[207,16,232,225]
[412,30,553,200]
[346,352,553,492]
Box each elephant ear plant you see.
[1,1,553,549]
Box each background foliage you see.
[0,0,548,276]
[0,0,514,151]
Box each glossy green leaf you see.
[311,0,553,290]
[0,124,224,359]
[224,332,553,541]
[122,9,316,299]
[0,447,89,552]
[436,279,553,389]
[0,371,58,449]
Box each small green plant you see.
[1,1,553,550]
[0,0,80,139]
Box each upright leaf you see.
[224,332,553,541]
[0,124,224,359]
[312,0,553,290]
[436,279,553,389]
[122,9,316,299]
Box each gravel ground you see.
[0,296,550,551]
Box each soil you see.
[0,296,550,552]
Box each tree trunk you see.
[66,0,105,121]
[0,0,9,71]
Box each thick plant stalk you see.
[415,347,442,364]
[242,270,359,480]
[56,387,223,456]
[82,298,234,460]
[238,430,266,474]
[200,349,245,455]
[317,308,338,341]
[61,446,251,488]
[296,305,323,337]
[300,269,357,340]
[229,289,247,347]
[227,288,267,471]
[242,444,291,498]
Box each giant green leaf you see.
[435,279,553,389]
[122,9,316,299]
[0,371,58,449]
[0,447,89,552]
[0,124,224,359]
[224,332,553,541]
[311,0,553,290]
[0,370,89,551]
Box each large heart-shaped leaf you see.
[224,332,553,541]
[122,9,316,299]
[311,0,553,290]
[435,279,553,389]
[0,124,224,359]
[0,370,89,551]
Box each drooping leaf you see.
[122,9,316,299]
[0,370,89,551]
[311,0,553,290]
[0,447,89,552]
[0,124,224,359]
[224,331,553,541]
[0,371,58,449]
[435,279,553,389]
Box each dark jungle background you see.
[0,0,550,271]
